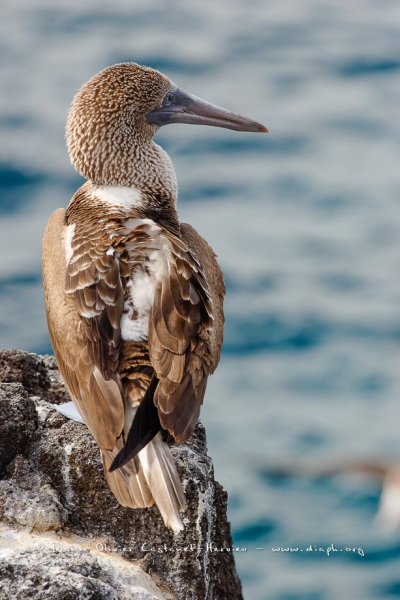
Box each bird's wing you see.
[42,208,126,450]
[148,222,225,442]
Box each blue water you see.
[1,1,400,598]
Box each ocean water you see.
[1,1,400,598]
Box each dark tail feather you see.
[109,374,161,472]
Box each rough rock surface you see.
[0,349,243,600]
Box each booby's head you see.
[66,62,268,187]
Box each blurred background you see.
[0,0,399,598]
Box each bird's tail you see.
[101,432,186,532]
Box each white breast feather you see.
[93,185,144,209]
[120,229,171,342]
[63,223,76,263]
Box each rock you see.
[0,382,37,473]
[0,350,50,397]
[0,350,243,600]
[0,525,169,600]
[0,455,67,532]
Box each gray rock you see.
[0,350,243,600]
[0,526,169,600]
[0,455,67,532]
[0,382,37,473]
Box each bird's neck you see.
[89,140,181,234]
[127,141,178,209]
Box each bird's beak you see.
[145,88,269,133]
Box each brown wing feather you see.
[65,224,127,379]
[42,208,125,450]
[148,224,225,443]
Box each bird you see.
[260,458,400,532]
[42,62,268,532]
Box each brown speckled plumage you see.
[66,63,178,201]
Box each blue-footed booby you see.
[42,63,267,532]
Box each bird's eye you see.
[164,92,175,105]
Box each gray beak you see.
[145,88,269,133]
